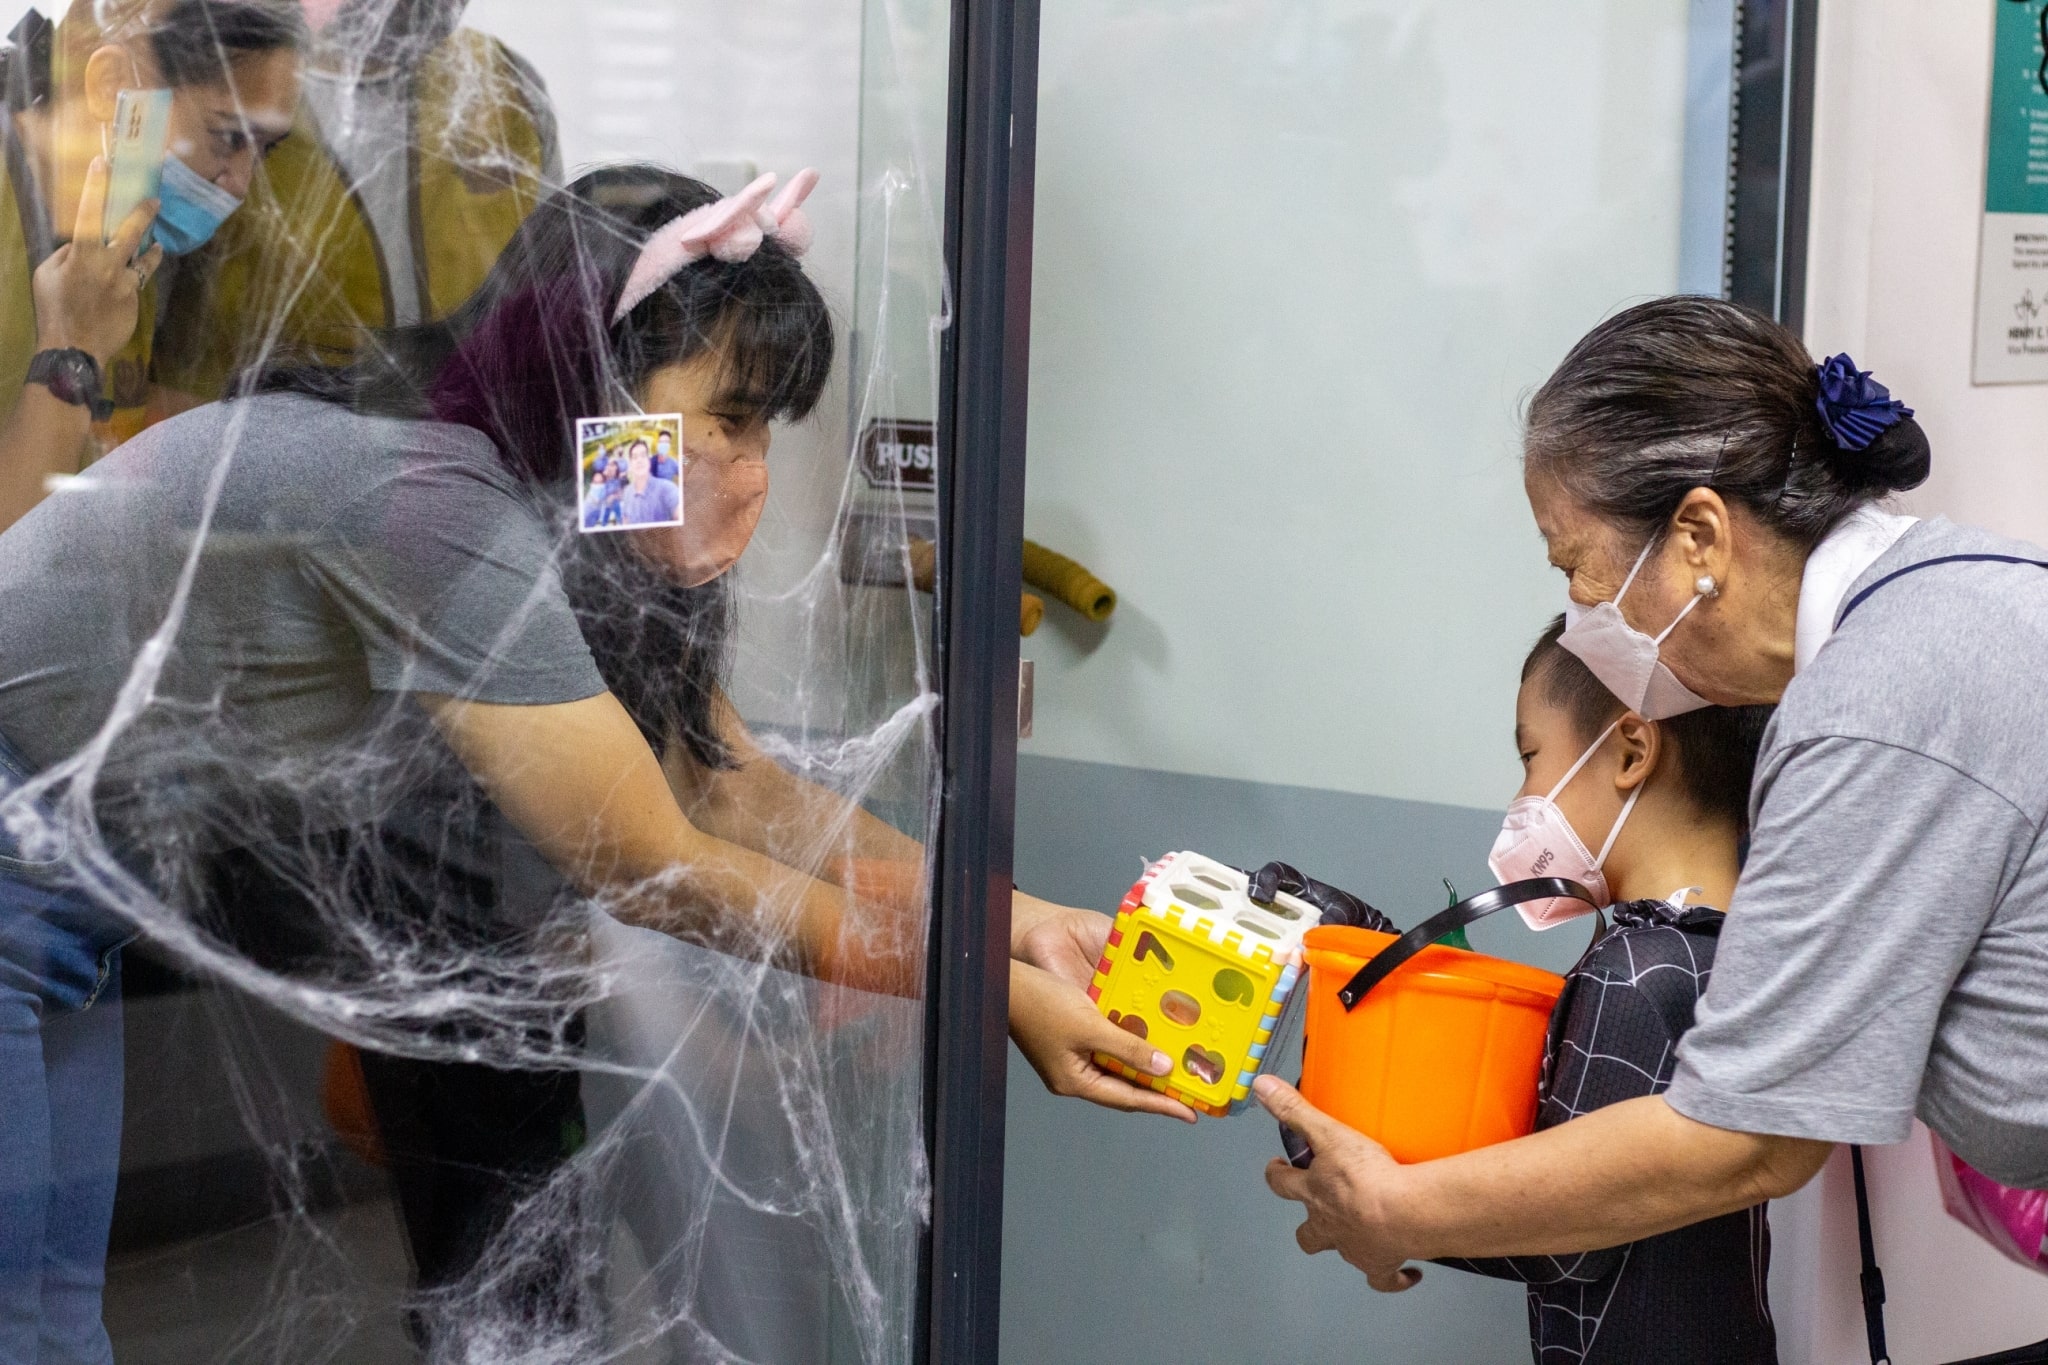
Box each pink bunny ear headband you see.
[612,168,820,324]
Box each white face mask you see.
[1557,540,1712,720]
[1488,719,1642,929]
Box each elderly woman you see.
[1259,296,2048,1295]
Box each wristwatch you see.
[26,348,113,422]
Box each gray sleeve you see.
[1666,735,2035,1144]
[304,458,605,705]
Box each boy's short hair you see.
[1521,615,1774,831]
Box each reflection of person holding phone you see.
[617,437,680,526]
[0,1,303,531]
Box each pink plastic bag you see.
[1932,1131,2048,1274]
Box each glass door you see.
[999,1,1741,1361]
[0,0,1004,1360]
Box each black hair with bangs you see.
[257,165,836,768]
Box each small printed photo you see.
[577,414,684,534]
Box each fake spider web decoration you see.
[1,0,954,1360]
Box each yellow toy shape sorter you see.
[1086,851,1321,1116]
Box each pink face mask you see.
[676,454,767,587]
[1487,719,1641,929]
[1558,540,1713,720]
[637,453,768,587]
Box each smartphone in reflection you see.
[103,88,172,250]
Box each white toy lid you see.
[1138,851,1320,955]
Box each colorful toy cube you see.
[1087,851,1321,1116]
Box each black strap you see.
[1952,1344,2048,1365]
[1853,1146,1892,1365]
[1836,554,2048,628]
[1335,878,1600,1010]
[1245,860,1395,933]
[1852,1145,2048,1365]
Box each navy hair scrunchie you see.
[1815,353,1913,452]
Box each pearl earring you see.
[1695,575,1718,597]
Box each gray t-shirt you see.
[0,393,605,843]
[1667,518,2048,1186]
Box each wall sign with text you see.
[857,419,938,491]
[1976,0,2048,384]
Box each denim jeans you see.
[0,738,128,1365]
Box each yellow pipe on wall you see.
[1021,539,1116,622]
[907,537,1108,636]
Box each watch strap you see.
[26,348,113,421]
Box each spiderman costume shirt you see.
[1441,900,1775,1365]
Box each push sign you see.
[858,419,937,490]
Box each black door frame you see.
[921,0,1041,1362]
[1727,0,1819,329]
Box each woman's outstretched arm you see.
[432,689,1193,1116]
[660,689,922,871]
[662,689,1114,989]
[1256,1080,1830,1291]
[420,689,918,997]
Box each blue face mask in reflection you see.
[150,154,242,255]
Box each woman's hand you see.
[1012,897,1114,990]
[1255,1075,1423,1292]
[1009,960,1197,1122]
[31,156,162,366]
[1009,893,1198,1119]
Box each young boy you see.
[1440,615,1778,1364]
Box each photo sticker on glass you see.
[577,414,684,533]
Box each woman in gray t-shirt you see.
[1260,296,2048,1301]
[0,165,1178,1351]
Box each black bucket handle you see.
[1335,878,1601,1010]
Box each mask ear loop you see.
[1543,717,1622,802]
[1651,582,1709,645]
[1545,713,1646,891]
[1613,539,1657,603]
[1617,534,1714,645]
[1561,782,1640,970]
[1591,781,1643,869]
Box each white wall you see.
[1020,0,1695,813]
[1777,2,2048,1358]
[1806,0,2048,542]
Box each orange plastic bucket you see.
[1298,924,1565,1164]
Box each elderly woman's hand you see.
[1255,1075,1423,1292]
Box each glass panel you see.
[1004,2,1734,1361]
[0,1,949,1360]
